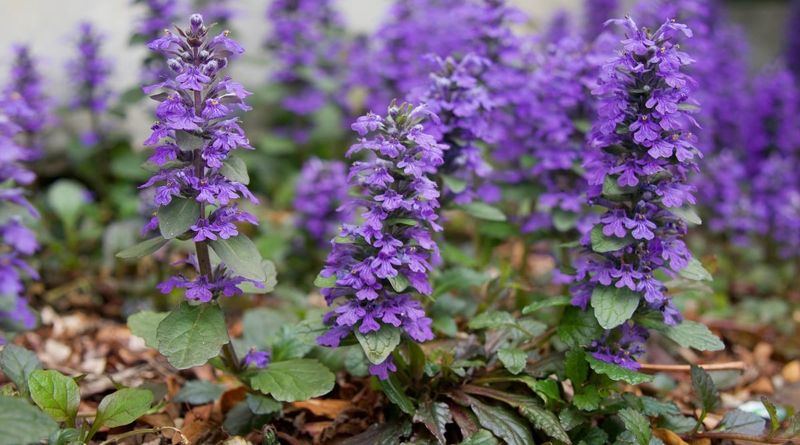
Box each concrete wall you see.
[0,0,789,102]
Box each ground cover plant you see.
[1,0,800,444]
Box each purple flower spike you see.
[316,103,445,380]
[67,22,113,146]
[573,17,703,368]
[294,158,351,245]
[265,0,344,143]
[142,15,261,302]
[0,109,39,343]
[2,45,53,155]
[420,54,496,205]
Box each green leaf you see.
[460,387,570,444]
[573,386,603,411]
[47,428,82,445]
[174,380,225,405]
[0,344,41,397]
[761,397,780,433]
[565,350,589,386]
[558,306,603,348]
[691,365,720,413]
[459,430,499,445]
[222,400,270,435]
[618,408,652,445]
[586,356,653,385]
[433,268,489,298]
[460,202,507,222]
[355,325,401,365]
[716,409,765,436]
[591,226,632,253]
[116,236,168,260]
[443,175,468,194]
[90,388,153,438]
[679,257,713,282]
[314,272,337,288]
[250,359,335,402]
[158,197,199,239]
[521,295,571,314]
[220,155,250,185]
[269,324,314,361]
[47,179,88,230]
[156,302,229,369]
[128,311,169,349]
[468,311,516,330]
[523,378,562,405]
[385,217,419,226]
[639,319,724,352]
[340,420,412,445]
[237,260,278,294]
[466,396,534,445]
[591,286,640,330]
[209,235,267,281]
[603,175,632,197]
[0,396,58,445]
[433,316,458,336]
[344,346,370,377]
[388,274,410,293]
[28,370,80,423]
[669,206,702,225]
[378,374,416,415]
[519,401,572,444]
[175,130,206,151]
[246,394,282,415]
[413,400,451,444]
[497,348,527,375]
[552,209,579,232]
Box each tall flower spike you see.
[294,157,351,245]
[2,45,52,155]
[420,54,495,204]
[265,0,344,143]
[742,66,800,259]
[67,22,113,146]
[574,17,702,369]
[142,14,261,303]
[0,109,39,344]
[787,0,800,79]
[520,36,597,236]
[347,0,485,114]
[316,103,445,380]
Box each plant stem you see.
[638,361,746,373]
[189,67,241,373]
[98,426,188,445]
[682,431,790,444]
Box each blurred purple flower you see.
[0,110,39,343]
[294,157,350,245]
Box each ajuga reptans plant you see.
[134,14,274,370]
[316,103,445,380]
[67,22,113,146]
[2,45,53,154]
[575,17,707,369]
